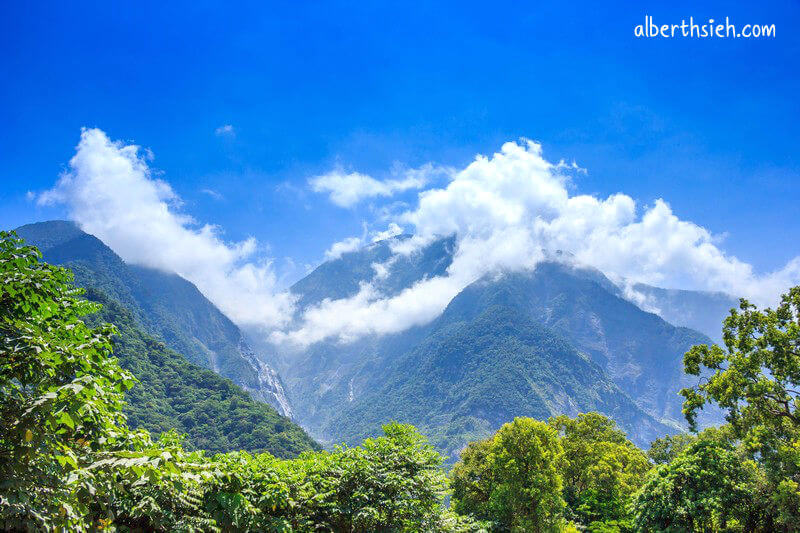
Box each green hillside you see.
[16,221,293,415]
[273,238,718,454]
[84,288,319,456]
[325,303,675,458]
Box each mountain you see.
[85,289,319,457]
[290,235,455,310]
[630,283,739,342]
[325,302,674,458]
[268,237,723,454]
[462,265,714,425]
[15,221,293,417]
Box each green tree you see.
[451,417,565,532]
[681,287,800,527]
[451,437,495,522]
[549,413,650,531]
[0,231,136,529]
[647,433,696,465]
[632,432,761,532]
[0,231,483,532]
[316,422,453,532]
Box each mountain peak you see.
[15,220,84,252]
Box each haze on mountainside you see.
[15,220,316,457]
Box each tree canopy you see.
[0,231,482,532]
[451,417,566,532]
[681,288,800,527]
[549,413,650,531]
[0,230,135,528]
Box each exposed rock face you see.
[238,336,294,418]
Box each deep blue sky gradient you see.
[1,0,798,278]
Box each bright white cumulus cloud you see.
[280,139,800,347]
[37,129,800,348]
[38,128,294,329]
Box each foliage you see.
[328,303,675,462]
[88,422,477,533]
[632,430,769,532]
[0,232,483,532]
[86,289,319,457]
[451,417,565,532]
[549,413,650,531]
[646,433,696,465]
[0,230,135,529]
[8,226,800,532]
[16,221,286,415]
[681,288,800,528]
[15,222,319,457]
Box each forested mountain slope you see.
[453,265,715,425]
[273,237,721,453]
[16,220,293,416]
[325,302,674,457]
[85,289,319,457]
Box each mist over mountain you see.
[629,283,739,342]
[16,220,294,417]
[252,235,726,454]
[18,220,731,457]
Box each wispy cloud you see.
[322,223,405,261]
[215,124,235,137]
[309,164,448,208]
[201,188,224,200]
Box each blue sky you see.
[1,0,798,283]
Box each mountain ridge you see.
[272,236,724,453]
[15,220,294,418]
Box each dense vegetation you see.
[0,232,477,531]
[85,289,318,457]
[326,304,672,459]
[2,230,800,531]
[15,221,287,410]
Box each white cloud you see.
[36,131,800,349]
[279,139,800,347]
[370,222,404,242]
[309,164,446,208]
[322,223,406,261]
[38,128,294,328]
[271,275,466,346]
[324,236,364,260]
[201,188,224,200]
[215,124,235,137]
